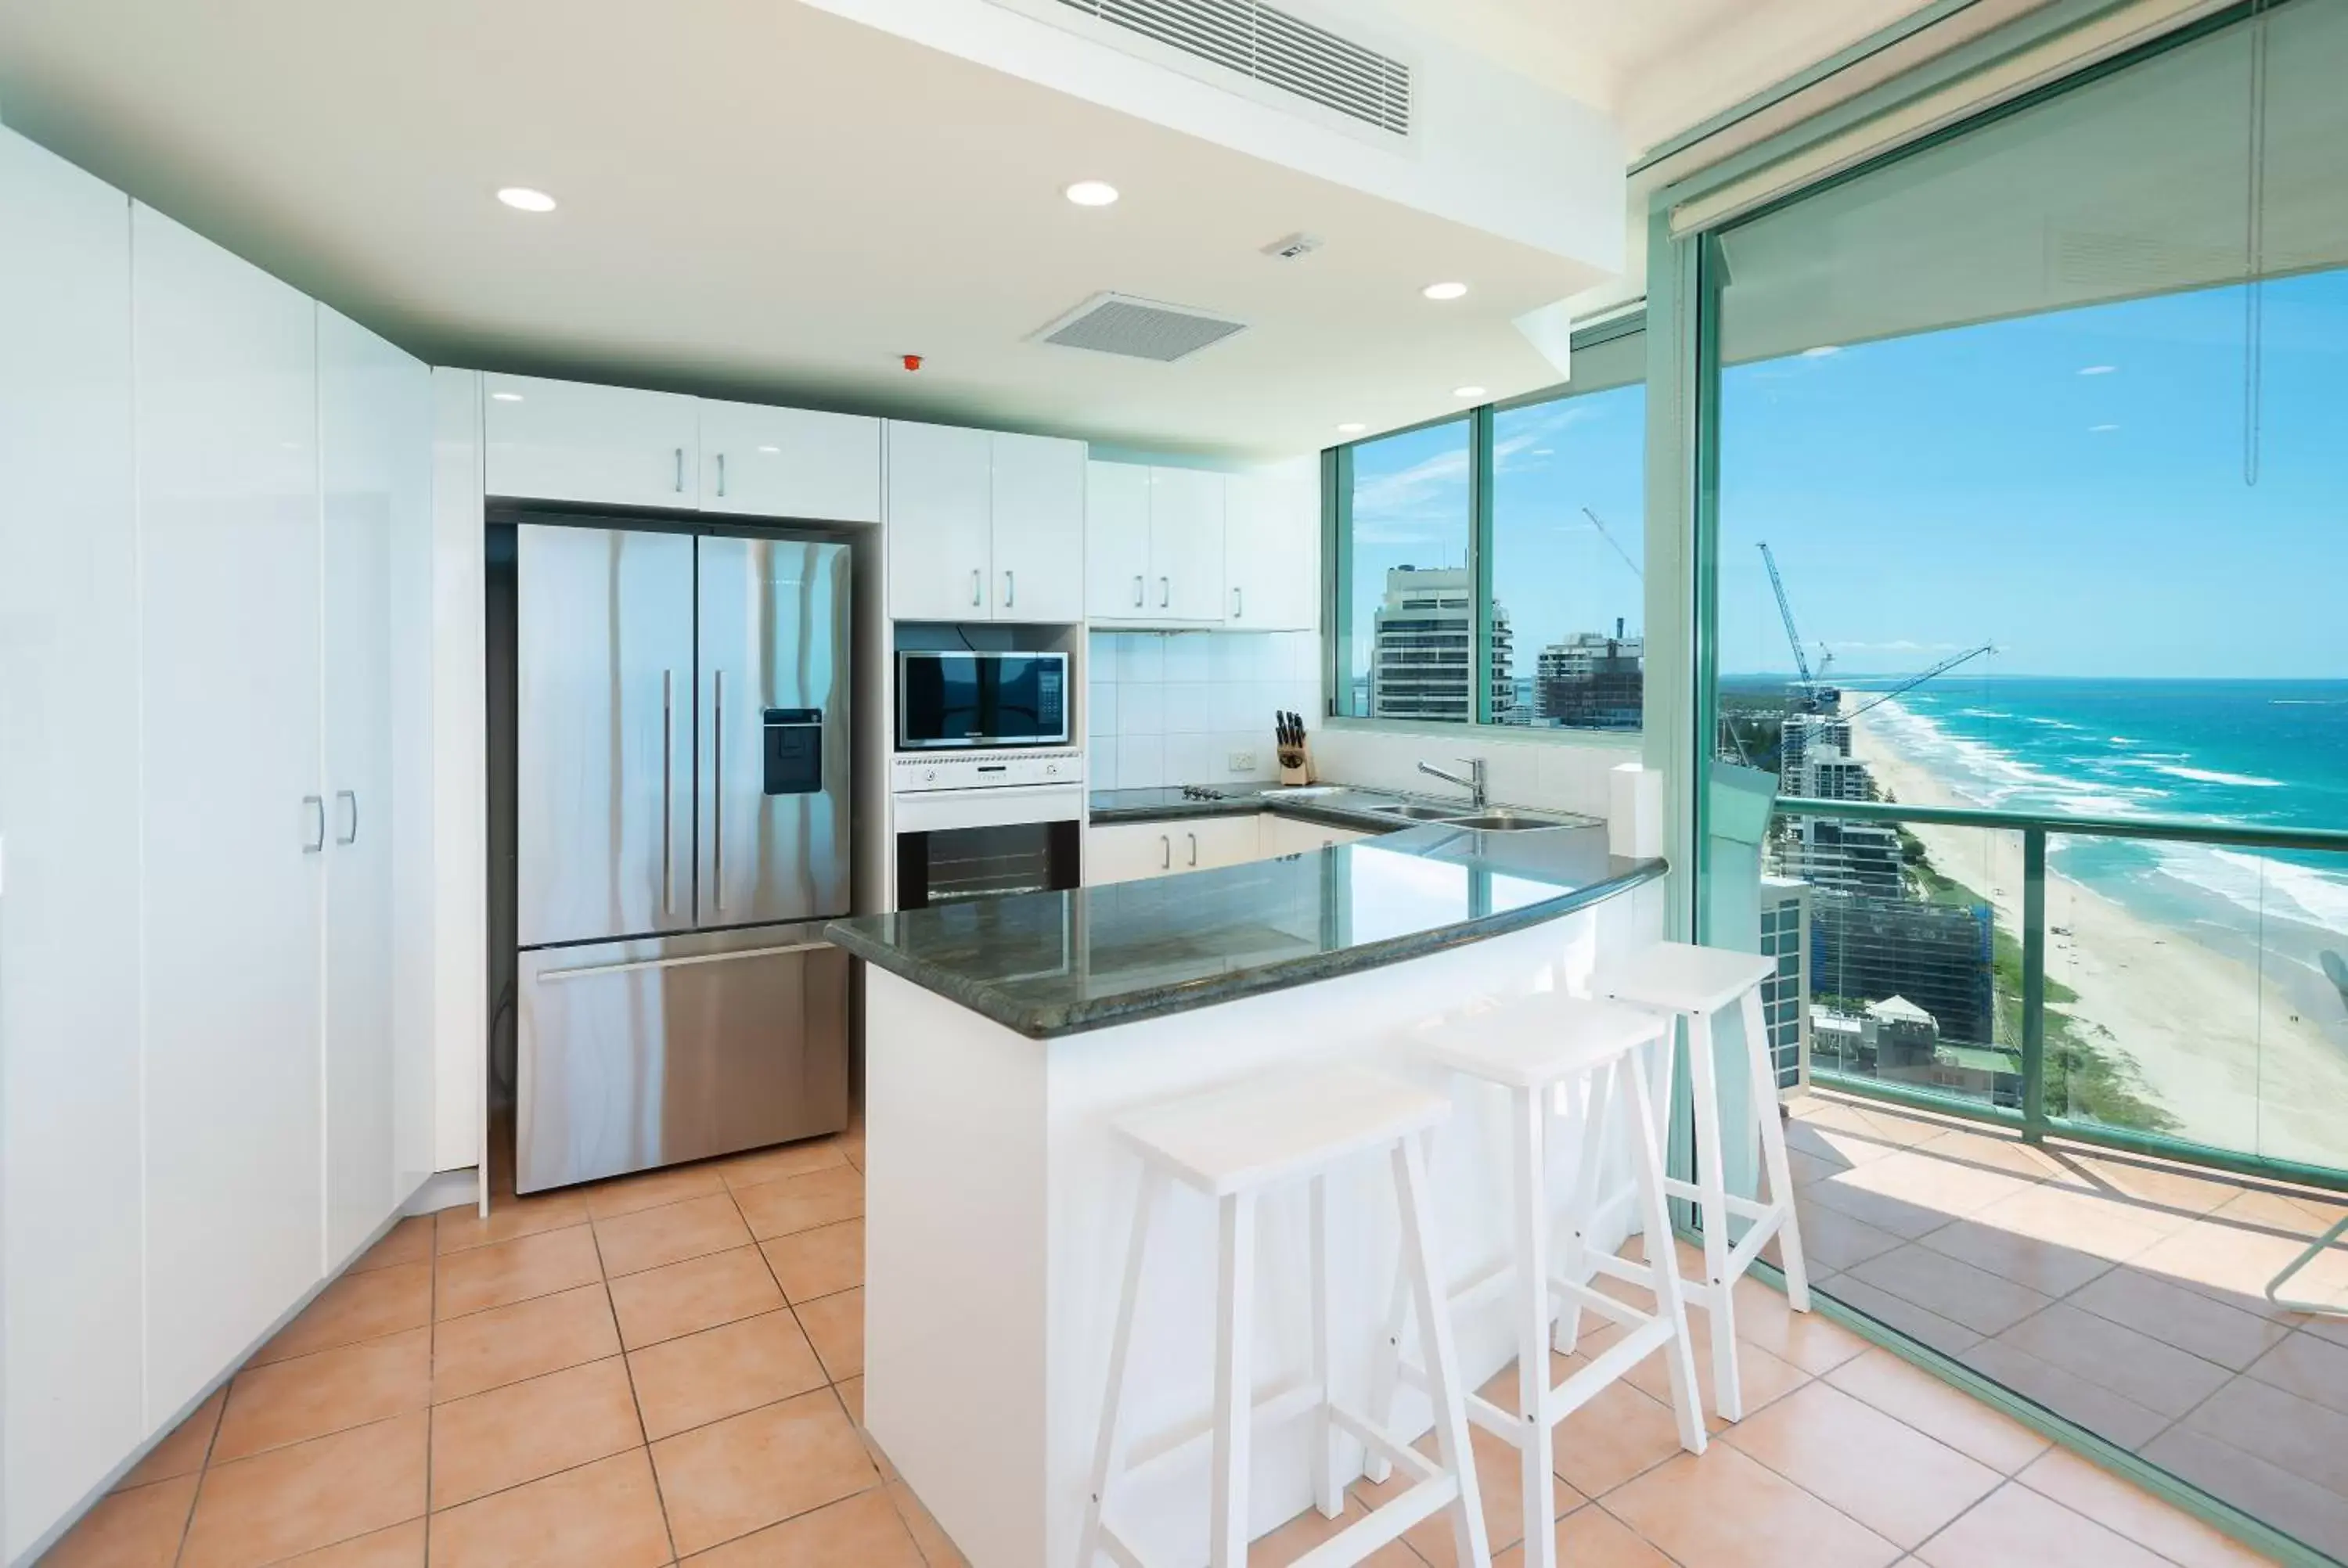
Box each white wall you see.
[1086,631,1319,791]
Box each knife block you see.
[1277,743,1313,786]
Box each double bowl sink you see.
[1284,788,1593,833]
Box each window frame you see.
[1320,310,1651,747]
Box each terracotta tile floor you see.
[1790,1085,2348,1563]
[45,1096,2281,1567]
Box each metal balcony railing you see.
[1768,797,2348,1191]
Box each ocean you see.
[1858,676,2348,1024]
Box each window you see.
[1329,323,1647,731]
[1491,329,1646,730]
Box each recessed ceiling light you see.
[1336,422,1367,434]
[1799,344,1841,358]
[496,186,557,213]
[1064,180,1120,207]
[758,444,780,454]
[490,391,524,402]
[1422,282,1468,300]
[1453,386,1487,400]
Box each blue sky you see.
[1719,271,2348,680]
[1349,269,2348,686]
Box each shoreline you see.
[1843,707,2348,1168]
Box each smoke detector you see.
[1031,293,1248,363]
[1262,232,1324,261]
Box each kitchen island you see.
[827,819,1666,1568]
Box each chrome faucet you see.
[1417,757,1487,809]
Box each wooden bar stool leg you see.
[1079,1167,1165,1567]
[1686,1010,1745,1422]
[1394,1133,1492,1568]
[1511,1084,1558,1568]
[1626,1038,1708,1456]
[1741,984,1810,1311]
[1309,1174,1342,1519]
[1209,1189,1259,1568]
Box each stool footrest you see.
[1287,1472,1458,1568]
[1550,1319,1675,1423]
[1659,1177,1775,1225]
[1329,1403,1439,1486]
[1121,1379,1321,1483]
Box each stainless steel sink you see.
[1439,810,1579,832]
[1370,803,1461,821]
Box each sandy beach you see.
[1844,707,2348,1169]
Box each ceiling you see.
[0,0,1928,458]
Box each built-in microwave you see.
[896,650,1071,750]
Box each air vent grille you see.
[1051,0,1410,136]
[1034,293,1248,362]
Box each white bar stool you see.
[1367,994,1707,1568]
[1078,1063,1491,1568]
[1598,940,1811,1422]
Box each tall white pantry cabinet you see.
[0,127,435,1561]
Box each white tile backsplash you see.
[1087,630,1319,787]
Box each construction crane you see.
[1583,508,1643,579]
[1844,643,1997,721]
[1756,541,1838,711]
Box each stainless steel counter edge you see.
[826,854,1667,1041]
[1088,790,1495,836]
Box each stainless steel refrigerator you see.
[513,521,852,1194]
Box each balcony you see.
[1756,797,2348,1559]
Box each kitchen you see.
[2,3,2292,1567]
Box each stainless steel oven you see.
[895,649,1070,750]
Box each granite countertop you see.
[826,819,1664,1040]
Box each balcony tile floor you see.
[1791,1086,2348,1563]
[44,1100,2278,1567]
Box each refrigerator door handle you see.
[711,669,725,909]
[661,670,675,912]
[537,940,831,983]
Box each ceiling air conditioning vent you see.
[1050,0,1411,136]
[1033,293,1248,363]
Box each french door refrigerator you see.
[513,520,851,1193]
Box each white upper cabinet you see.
[988,433,1085,623]
[1086,462,1232,626]
[1147,467,1226,624]
[887,421,995,621]
[484,374,700,508]
[700,400,880,523]
[887,423,1085,624]
[1224,463,1320,631]
[1084,462,1152,619]
[132,203,326,1422]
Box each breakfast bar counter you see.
[827,823,1668,1568]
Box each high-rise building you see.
[1535,620,1644,730]
[1369,566,1512,721]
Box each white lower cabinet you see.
[1258,816,1370,858]
[1086,813,1382,885]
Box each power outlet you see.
[1226,750,1258,774]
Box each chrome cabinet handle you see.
[1159,576,1170,609]
[662,671,675,912]
[716,451,727,498]
[1159,834,1170,870]
[1231,586,1242,619]
[540,940,831,982]
[711,671,724,908]
[1004,570,1014,609]
[335,789,358,846]
[1132,574,1143,607]
[1187,831,1198,867]
[971,569,981,607]
[674,447,685,493]
[302,795,325,854]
